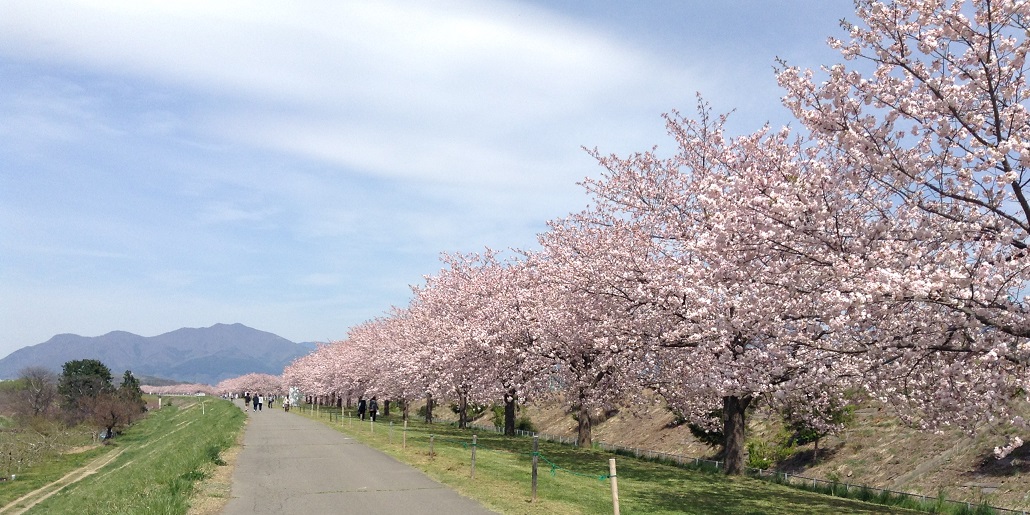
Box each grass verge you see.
[0,396,244,515]
[297,406,923,515]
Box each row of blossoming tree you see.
[273,0,1028,475]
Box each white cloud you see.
[0,0,859,359]
[1,0,699,178]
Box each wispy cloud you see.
[0,0,857,357]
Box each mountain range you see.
[0,323,318,385]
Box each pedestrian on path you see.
[369,397,379,422]
[357,397,367,420]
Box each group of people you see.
[237,392,378,418]
[356,396,379,421]
[242,392,279,412]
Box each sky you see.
[0,0,856,358]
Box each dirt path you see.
[0,448,124,515]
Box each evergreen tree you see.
[58,359,114,422]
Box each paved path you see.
[222,401,497,514]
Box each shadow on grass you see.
[776,444,843,472]
[972,442,1030,477]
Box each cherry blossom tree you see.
[142,384,215,396]
[408,265,490,429]
[777,0,1030,449]
[523,220,663,449]
[216,373,283,397]
[574,103,870,473]
[342,307,442,422]
[419,251,552,433]
[281,342,357,407]
[461,253,553,436]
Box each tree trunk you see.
[503,389,517,437]
[722,395,752,475]
[383,399,391,417]
[457,391,469,429]
[401,398,409,421]
[576,394,593,448]
[424,394,434,424]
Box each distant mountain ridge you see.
[0,323,318,385]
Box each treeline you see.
[1,359,147,440]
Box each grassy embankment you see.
[295,405,951,515]
[0,396,244,515]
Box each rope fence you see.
[460,421,1028,515]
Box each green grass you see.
[0,445,110,508]
[0,396,245,515]
[299,406,923,515]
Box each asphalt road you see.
[222,400,497,514]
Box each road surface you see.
[222,400,497,514]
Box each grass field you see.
[296,406,932,515]
[0,396,244,515]
[0,399,1004,514]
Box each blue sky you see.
[0,0,854,358]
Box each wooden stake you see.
[609,458,620,515]
[531,436,539,501]
[470,435,477,479]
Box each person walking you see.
[253,394,259,412]
[368,397,379,422]
[357,397,367,421]
[258,394,264,411]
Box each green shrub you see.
[516,414,535,432]
[487,404,535,432]
[746,437,797,470]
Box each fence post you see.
[531,436,539,501]
[403,419,408,449]
[430,434,435,458]
[609,458,620,515]
[470,435,477,479]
